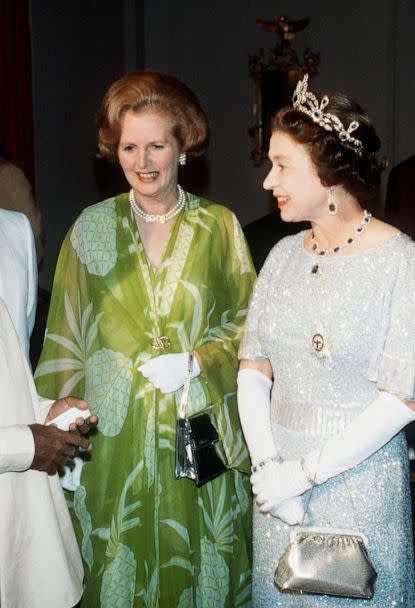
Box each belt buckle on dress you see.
[151,336,171,350]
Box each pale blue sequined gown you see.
[239,231,415,607]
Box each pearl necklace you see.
[311,210,372,256]
[129,185,185,223]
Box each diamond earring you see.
[179,153,187,166]
[328,188,337,215]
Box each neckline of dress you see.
[128,191,187,270]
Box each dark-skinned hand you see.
[29,423,91,476]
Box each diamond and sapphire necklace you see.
[310,209,372,274]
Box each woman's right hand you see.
[138,352,201,393]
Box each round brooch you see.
[311,333,325,353]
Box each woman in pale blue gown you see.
[238,74,415,607]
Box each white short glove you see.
[138,352,201,393]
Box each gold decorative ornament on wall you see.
[248,15,320,166]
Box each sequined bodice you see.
[242,231,413,442]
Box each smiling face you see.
[263,131,328,223]
[118,109,181,206]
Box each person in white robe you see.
[0,208,37,359]
[0,297,96,608]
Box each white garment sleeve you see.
[38,395,56,423]
[0,425,35,473]
[0,162,44,262]
[22,213,38,338]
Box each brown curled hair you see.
[97,71,209,160]
[271,91,386,201]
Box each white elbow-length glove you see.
[237,368,306,524]
[138,352,201,393]
[252,391,415,514]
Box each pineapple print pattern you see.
[85,348,132,437]
[195,478,236,606]
[35,192,255,607]
[136,561,160,607]
[100,544,136,608]
[74,485,94,571]
[178,588,194,608]
[71,198,118,276]
[99,460,143,607]
[34,290,103,398]
[196,537,229,607]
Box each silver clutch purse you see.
[275,525,377,599]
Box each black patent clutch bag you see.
[174,354,227,487]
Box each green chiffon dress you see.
[35,191,256,607]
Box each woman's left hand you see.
[251,459,311,513]
[138,352,201,393]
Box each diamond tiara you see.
[292,74,363,152]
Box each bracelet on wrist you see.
[251,455,280,473]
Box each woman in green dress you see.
[35,71,256,607]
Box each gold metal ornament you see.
[151,336,171,350]
[248,15,319,165]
